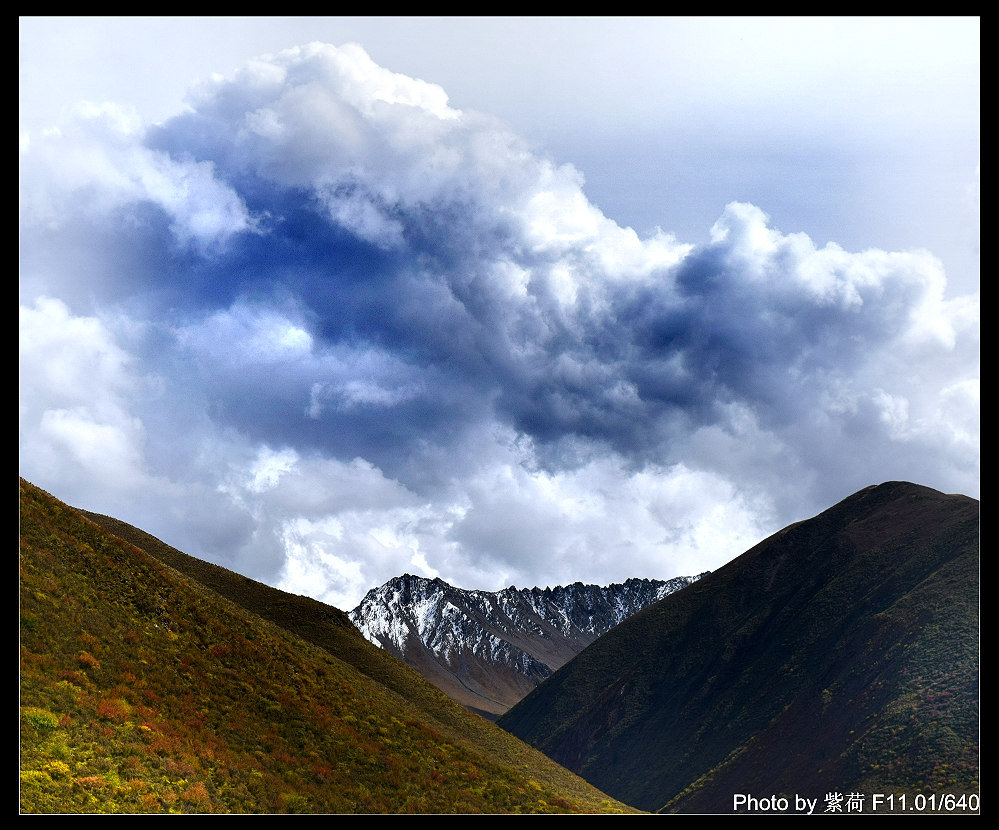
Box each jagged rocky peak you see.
[348,571,705,718]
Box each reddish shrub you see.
[75,775,111,790]
[180,782,212,811]
[96,698,129,722]
[77,652,100,670]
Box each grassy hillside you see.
[500,482,979,813]
[19,478,636,814]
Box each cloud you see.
[19,101,253,250]
[19,43,978,608]
[19,297,149,493]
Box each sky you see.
[20,17,979,610]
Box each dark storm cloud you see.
[20,43,978,608]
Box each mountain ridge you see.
[349,572,704,718]
[19,478,636,813]
[21,477,977,813]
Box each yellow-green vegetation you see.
[20,479,637,814]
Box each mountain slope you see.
[349,573,702,718]
[499,482,980,813]
[19,479,636,814]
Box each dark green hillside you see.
[19,479,635,814]
[499,482,979,813]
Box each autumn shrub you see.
[22,707,60,731]
[96,698,130,722]
[74,775,111,791]
[180,781,212,812]
[77,652,100,670]
[42,760,71,779]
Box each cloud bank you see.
[19,43,979,609]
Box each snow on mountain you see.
[348,573,704,717]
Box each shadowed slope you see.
[499,482,979,813]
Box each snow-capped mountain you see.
[349,573,705,718]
